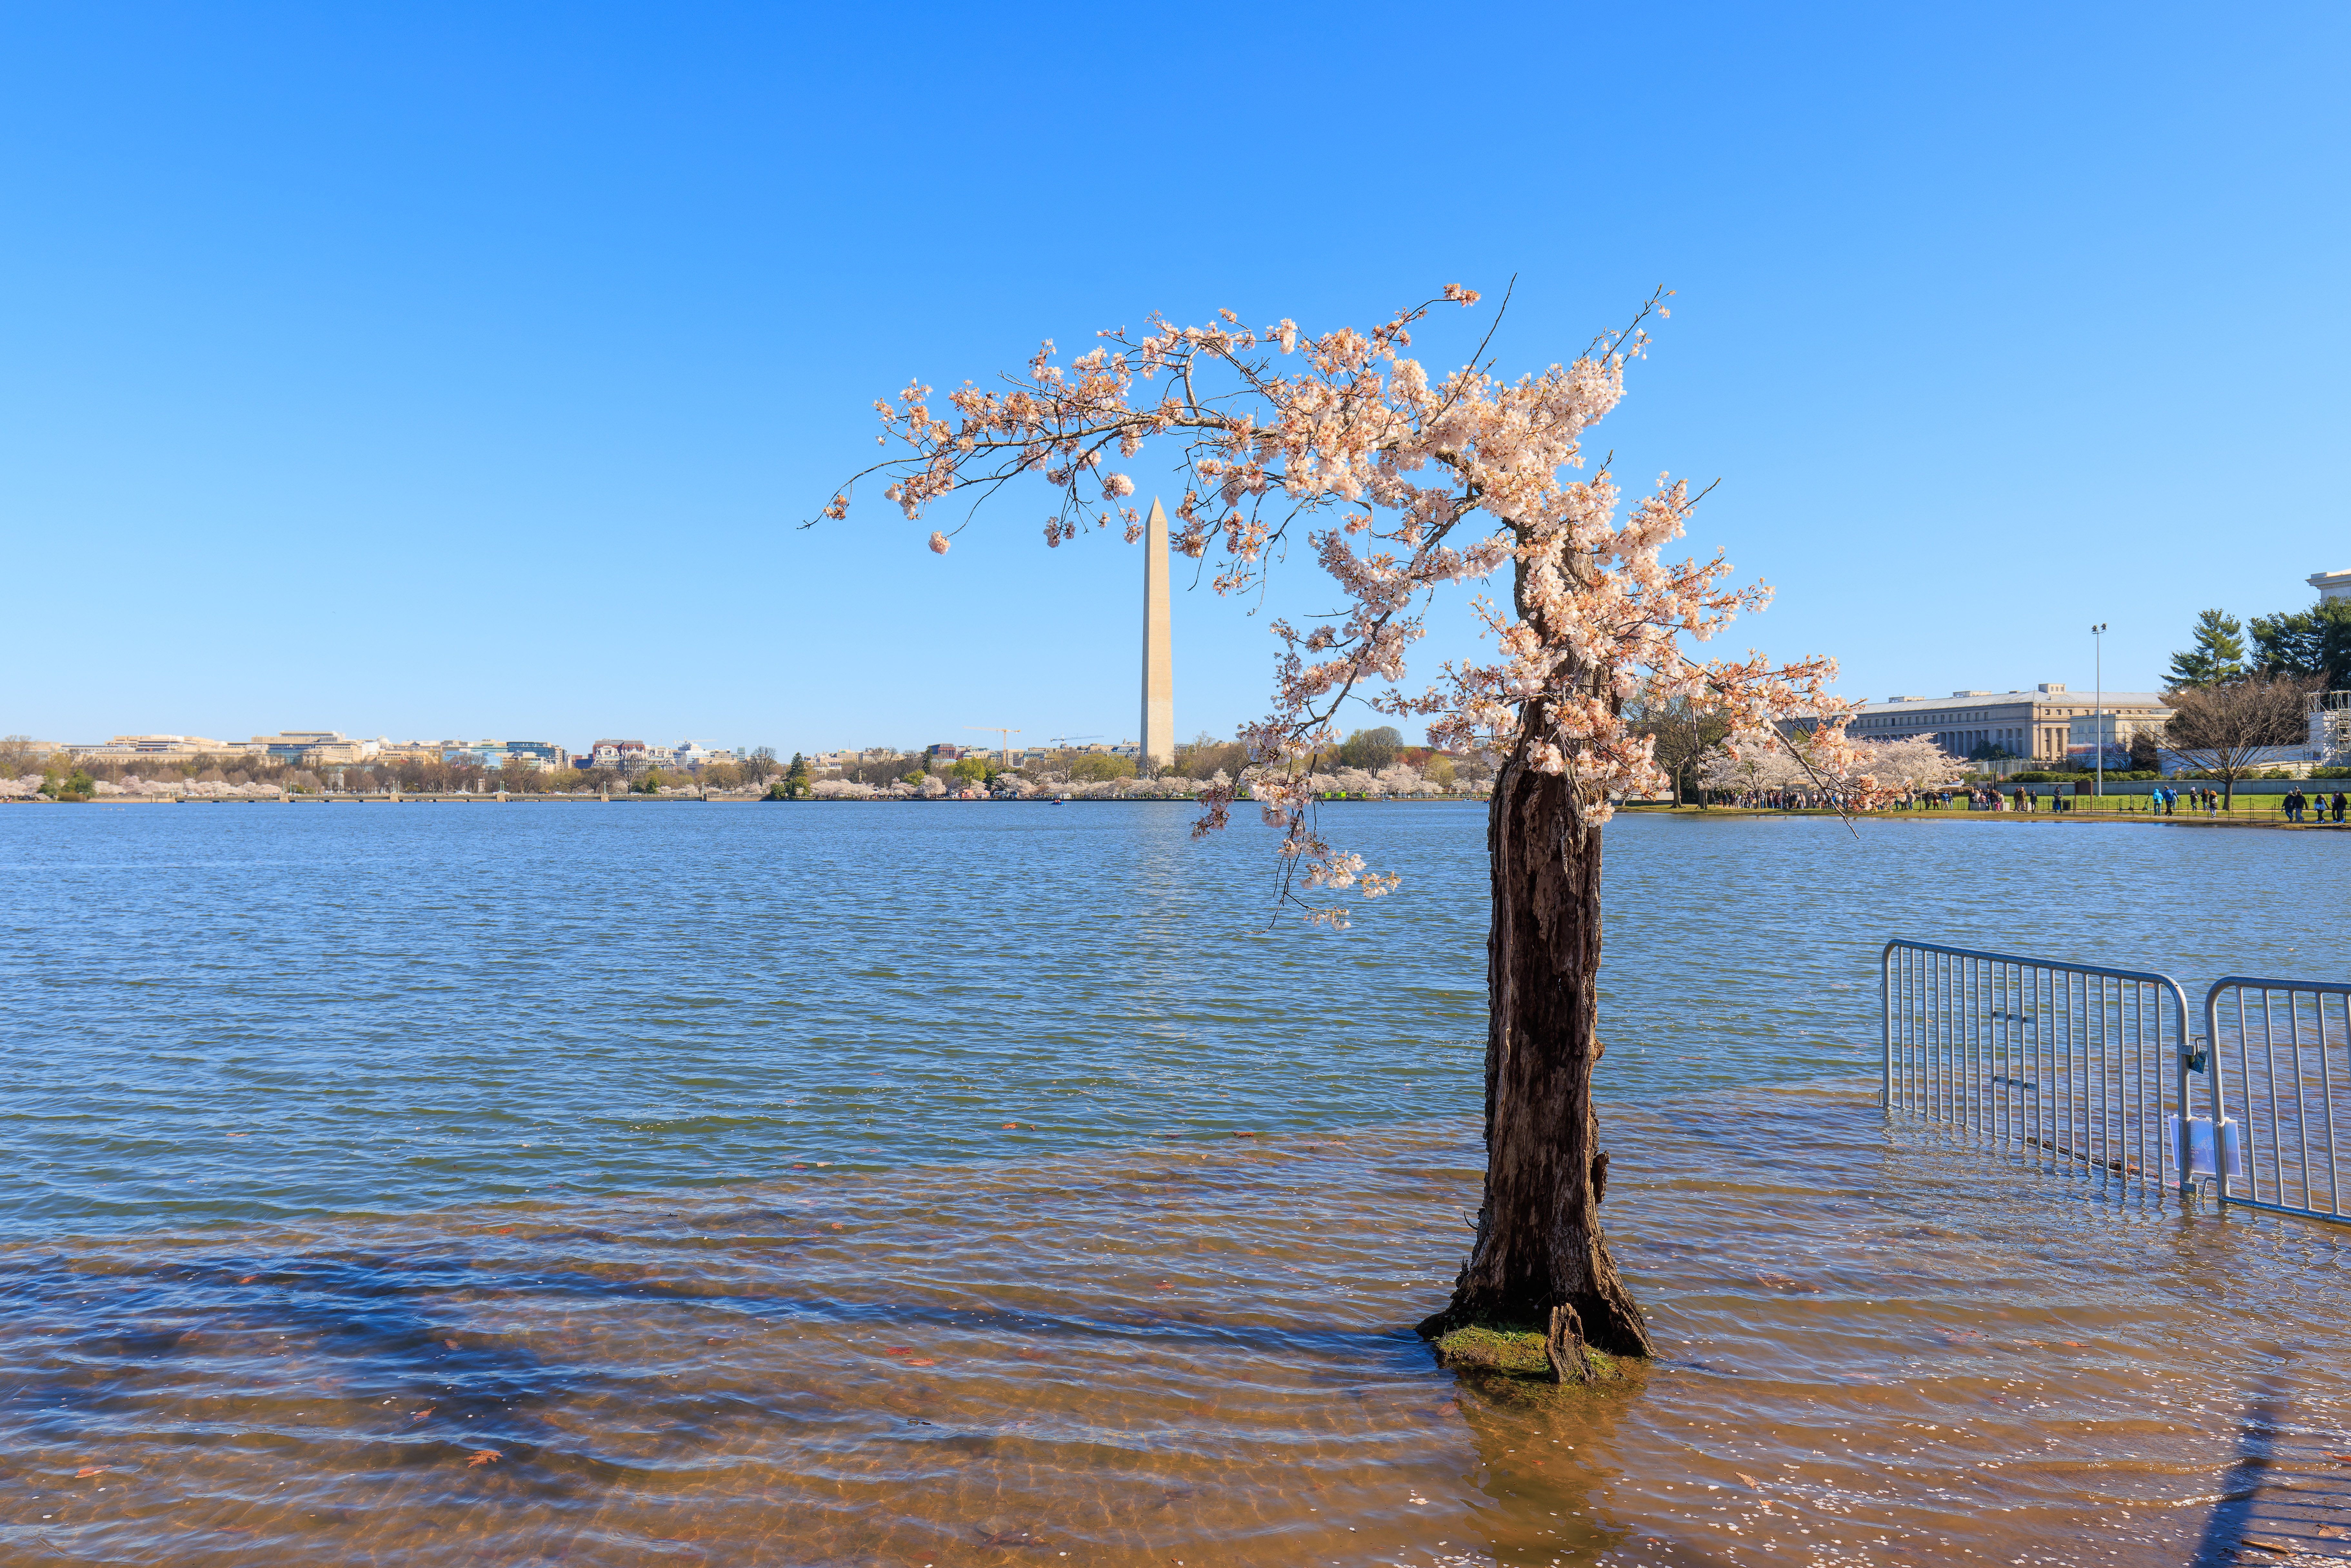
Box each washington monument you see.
[1141,496,1174,769]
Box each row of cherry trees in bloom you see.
[1696,733,1963,799]
[0,772,298,799]
[807,762,1493,802]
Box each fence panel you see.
[1882,940,2194,1205]
[2204,978,2351,1225]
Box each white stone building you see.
[1846,685,2170,763]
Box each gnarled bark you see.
[1420,748,1653,1362]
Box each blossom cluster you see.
[834,286,1847,916]
[1697,732,1955,799]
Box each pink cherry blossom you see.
[832,284,1853,914]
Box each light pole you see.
[2091,622,2109,798]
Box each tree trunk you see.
[1420,748,1655,1362]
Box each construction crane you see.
[964,726,1022,768]
[1044,733,1101,755]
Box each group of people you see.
[1713,789,1847,811]
[2137,784,2345,820]
[1702,782,2348,820]
[2283,786,2347,823]
[1950,789,2065,812]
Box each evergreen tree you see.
[2166,608,2246,688]
[783,751,812,798]
[2251,599,2351,690]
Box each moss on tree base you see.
[1428,1322,1634,1383]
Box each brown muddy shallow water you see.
[10,1081,2350,1567]
[9,806,2351,1563]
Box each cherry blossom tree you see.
[825,285,1851,1371]
[1848,735,1962,794]
[1696,739,1796,797]
[1698,728,1940,802]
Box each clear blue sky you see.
[5,3,2344,752]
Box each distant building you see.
[591,739,649,770]
[1844,685,2170,763]
[250,731,381,765]
[926,743,966,761]
[2310,569,2351,602]
[504,741,568,769]
[2066,708,2172,761]
[86,734,233,759]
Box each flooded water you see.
[5,804,2349,1564]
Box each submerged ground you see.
[3,804,2345,1564]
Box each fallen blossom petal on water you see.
[75,1467,107,1478]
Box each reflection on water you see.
[8,1084,2349,1565]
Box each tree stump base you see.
[1425,1320,1631,1385]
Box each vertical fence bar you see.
[2212,984,2235,1207]
[2292,992,2312,1213]
[2173,978,2189,1206]
[2130,979,2144,1184]
[2262,987,2283,1207]
[2097,975,2110,1179]
[2037,962,2052,1168]
[1956,959,1975,1142]
[2329,993,2346,1218]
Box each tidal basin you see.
[4,804,2347,1565]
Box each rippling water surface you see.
[4,802,2349,1565]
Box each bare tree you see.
[2159,677,2308,806]
[1626,691,1729,805]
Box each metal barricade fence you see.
[2205,977,2351,1225]
[1881,939,2194,1204]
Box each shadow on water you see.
[2193,1379,2288,1567]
